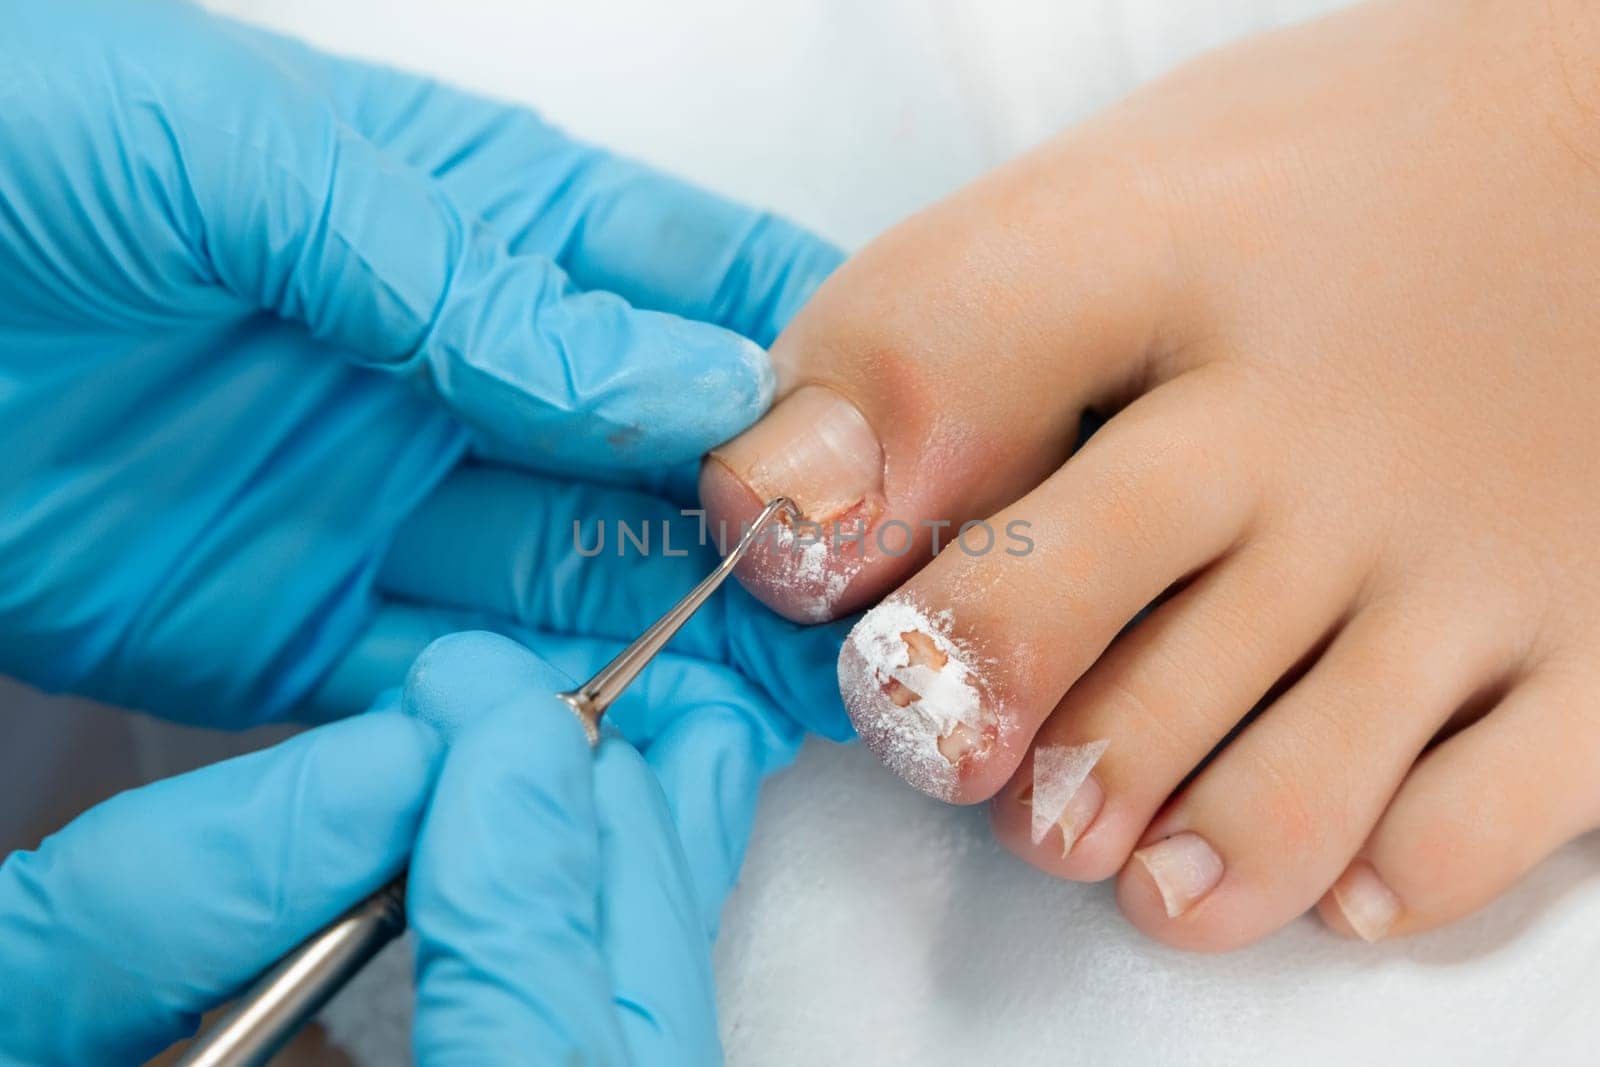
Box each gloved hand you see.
[406,632,762,1064]
[0,703,443,1066]
[0,631,786,1065]
[0,0,845,730]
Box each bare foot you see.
[702,0,1600,950]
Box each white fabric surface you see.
[6,0,1597,1062]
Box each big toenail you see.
[710,385,883,520]
[1029,740,1109,857]
[730,501,871,621]
[839,595,997,800]
[707,385,883,620]
[1330,861,1401,943]
[1133,833,1224,917]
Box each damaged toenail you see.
[883,677,920,707]
[901,629,949,670]
[937,721,988,764]
[718,490,877,622]
[1029,740,1109,857]
[839,595,999,800]
[1330,861,1401,943]
[710,385,883,518]
[1133,832,1224,918]
[701,383,887,621]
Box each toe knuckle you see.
[1091,668,1197,757]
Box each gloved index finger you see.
[159,16,776,469]
[227,17,844,346]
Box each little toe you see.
[1116,598,1511,952]
[1318,663,1600,942]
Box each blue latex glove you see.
[0,707,443,1066]
[0,632,786,1065]
[406,632,760,1064]
[318,469,858,741]
[0,0,845,729]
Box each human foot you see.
[701,0,1600,950]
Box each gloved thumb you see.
[165,19,774,467]
[405,631,723,1066]
[402,632,633,1064]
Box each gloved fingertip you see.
[402,630,576,742]
[595,314,778,466]
[721,330,777,413]
[444,272,779,470]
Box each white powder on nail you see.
[838,595,988,800]
[754,520,860,622]
[1030,739,1109,845]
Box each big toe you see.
[700,142,1180,622]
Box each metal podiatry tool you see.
[177,497,799,1067]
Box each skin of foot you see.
[699,0,1600,952]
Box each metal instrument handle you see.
[174,878,408,1067]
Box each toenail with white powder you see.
[1030,740,1109,845]
[748,520,859,622]
[780,522,855,620]
[839,596,989,800]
